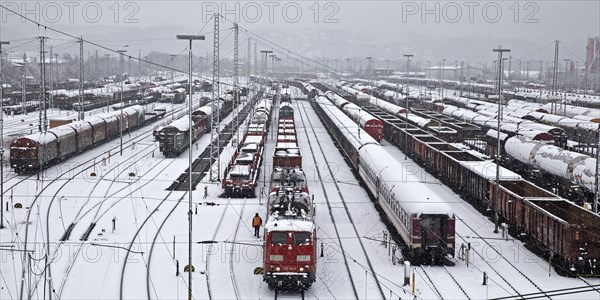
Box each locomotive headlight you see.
[275,267,281,272]
[288,245,292,251]
[299,267,304,272]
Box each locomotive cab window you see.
[271,232,288,244]
[294,232,311,245]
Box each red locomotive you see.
[263,95,316,292]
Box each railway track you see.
[122,92,262,300]
[228,197,245,299]
[201,200,230,300]
[418,265,471,300]
[456,216,552,299]
[11,100,198,299]
[168,92,262,191]
[16,130,157,300]
[56,146,175,299]
[296,100,385,300]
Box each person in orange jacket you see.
[252,213,263,238]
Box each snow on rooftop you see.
[265,219,314,232]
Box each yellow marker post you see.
[411,267,415,296]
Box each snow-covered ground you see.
[2,84,600,300]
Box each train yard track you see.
[135,92,261,300]
[418,265,471,300]
[6,97,214,299]
[296,100,385,300]
[201,199,230,300]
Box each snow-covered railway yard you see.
[2,85,600,300]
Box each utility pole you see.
[507,56,512,81]
[95,50,99,78]
[403,54,413,160]
[209,13,221,182]
[0,40,9,230]
[78,37,85,121]
[260,50,273,78]
[21,74,25,115]
[270,54,276,77]
[105,53,111,80]
[441,59,446,98]
[246,37,251,82]
[493,46,510,234]
[564,58,571,92]
[595,124,599,213]
[49,45,53,110]
[176,33,204,300]
[254,41,258,76]
[170,54,176,81]
[117,49,127,155]
[38,36,48,133]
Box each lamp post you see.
[0,40,9,230]
[441,59,446,99]
[493,46,510,234]
[176,34,204,300]
[260,50,273,80]
[269,54,276,77]
[117,49,127,156]
[403,54,413,160]
[563,58,571,92]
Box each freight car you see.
[10,105,146,174]
[504,136,596,204]
[313,95,456,264]
[155,98,232,157]
[154,116,201,157]
[221,97,273,197]
[364,96,600,275]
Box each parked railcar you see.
[313,95,455,264]
[324,91,385,141]
[222,98,272,197]
[155,116,200,157]
[10,105,148,174]
[362,93,600,275]
[263,96,315,293]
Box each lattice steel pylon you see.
[209,13,221,182]
[233,23,239,146]
[78,37,84,121]
[38,36,48,133]
[552,40,559,93]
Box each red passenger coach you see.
[324,91,385,141]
